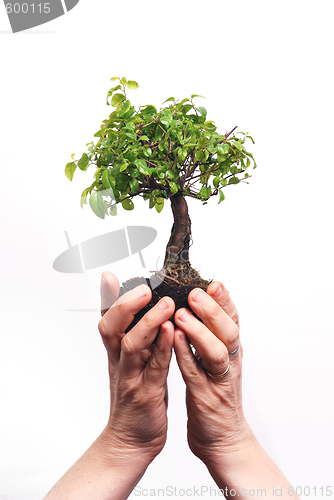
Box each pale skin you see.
[44,272,300,500]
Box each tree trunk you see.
[164,194,192,272]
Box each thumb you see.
[100,272,120,316]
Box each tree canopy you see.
[65,76,256,219]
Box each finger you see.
[100,272,120,316]
[120,297,175,378]
[173,328,207,390]
[98,284,152,360]
[174,308,230,378]
[145,321,174,388]
[206,281,239,326]
[187,288,240,356]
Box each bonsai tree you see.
[65,77,256,319]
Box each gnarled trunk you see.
[164,194,192,272]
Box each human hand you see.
[98,271,175,466]
[173,281,255,467]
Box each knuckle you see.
[209,303,223,322]
[231,311,239,326]
[140,311,153,331]
[215,349,229,368]
[121,334,137,356]
[227,326,240,346]
[98,318,109,338]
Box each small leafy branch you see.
[65,76,256,220]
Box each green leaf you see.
[213,176,220,189]
[78,153,89,171]
[89,191,106,219]
[198,137,205,149]
[122,198,134,210]
[217,153,227,163]
[120,161,129,172]
[228,177,239,184]
[232,140,243,151]
[111,93,125,107]
[154,125,164,141]
[127,80,139,90]
[110,204,117,216]
[218,189,225,203]
[65,162,76,181]
[178,148,187,163]
[134,159,150,175]
[155,197,164,213]
[160,115,172,126]
[182,104,192,114]
[102,169,111,189]
[165,170,175,179]
[163,97,175,103]
[246,135,255,144]
[108,85,122,95]
[140,105,157,115]
[200,186,211,199]
[120,77,127,85]
[204,121,216,132]
[195,150,204,161]
[130,178,139,192]
[149,195,155,209]
[139,135,149,141]
[118,100,131,116]
[125,132,137,140]
[143,147,152,157]
[80,187,90,208]
[94,129,104,138]
[197,107,207,119]
[191,94,205,99]
[110,164,121,176]
[169,181,178,194]
[111,76,119,81]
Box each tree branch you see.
[221,125,238,142]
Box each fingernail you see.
[157,298,169,310]
[212,285,223,298]
[134,285,149,298]
[179,309,191,322]
[192,289,206,303]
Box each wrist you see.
[203,431,299,499]
[197,421,259,473]
[43,428,153,500]
[95,427,158,472]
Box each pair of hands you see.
[44,272,299,500]
[98,272,253,470]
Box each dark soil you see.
[119,267,211,333]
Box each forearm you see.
[43,429,151,500]
[204,427,300,500]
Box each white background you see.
[1,1,334,499]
